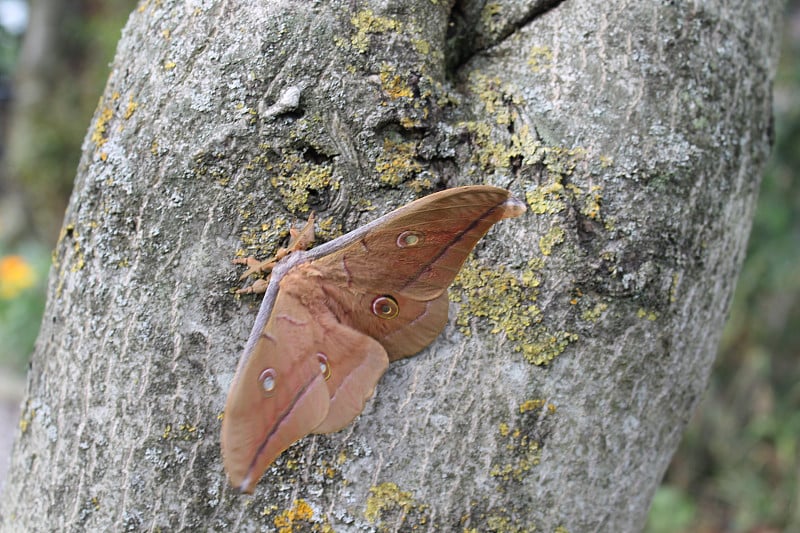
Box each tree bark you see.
[0,1,780,531]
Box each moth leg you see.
[234,256,280,280]
[235,278,269,295]
[285,213,315,252]
[234,213,316,287]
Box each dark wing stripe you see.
[400,201,506,292]
[245,373,320,478]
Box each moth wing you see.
[316,185,525,301]
[309,300,390,434]
[311,186,524,359]
[221,286,331,494]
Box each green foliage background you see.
[0,2,797,530]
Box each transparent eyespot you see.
[396,230,424,248]
[258,368,277,397]
[371,295,399,319]
[317,352,331,381]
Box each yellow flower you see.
[0,255,36,299]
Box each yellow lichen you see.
[468,72,521,126]
[452,257,576,366]
[315,216,342,241]
[510,124,544,167]
[375,138,422,186]
[484,513,534,533]
[579,185,603,220]
[490,430,541,481]
[274,499,314,533]
[519,399,546,413]
[91,106,114,148]
[670,272,680,303]
[350,10,402,53]
[365,482,420,524]
[451,257,535,337]
[527,45,553,72]
[18,409,33,433]
[269,153,338,213]
[581,302,608,322]
[70,239,85,273]
[462,121,516,172]
[538,225,565,256]
[379,64,414,99]
[164,60,176,70]
[520,330,578,365]
[525,180,566,215]
[237,216,291,258]
[479,3,505,36]
[124,95,138,120]
[261,504,278,516]
[637,308,659,321]
[491,399,557,484]
[411,38,430,55]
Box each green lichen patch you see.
[364,482,431,529]
[451,257,577,366]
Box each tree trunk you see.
[0,1,780,531]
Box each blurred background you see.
[0,1,797,530]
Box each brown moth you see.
[221,185,526,493]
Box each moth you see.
[221,185,526,493]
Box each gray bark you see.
[0,1,780,531]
